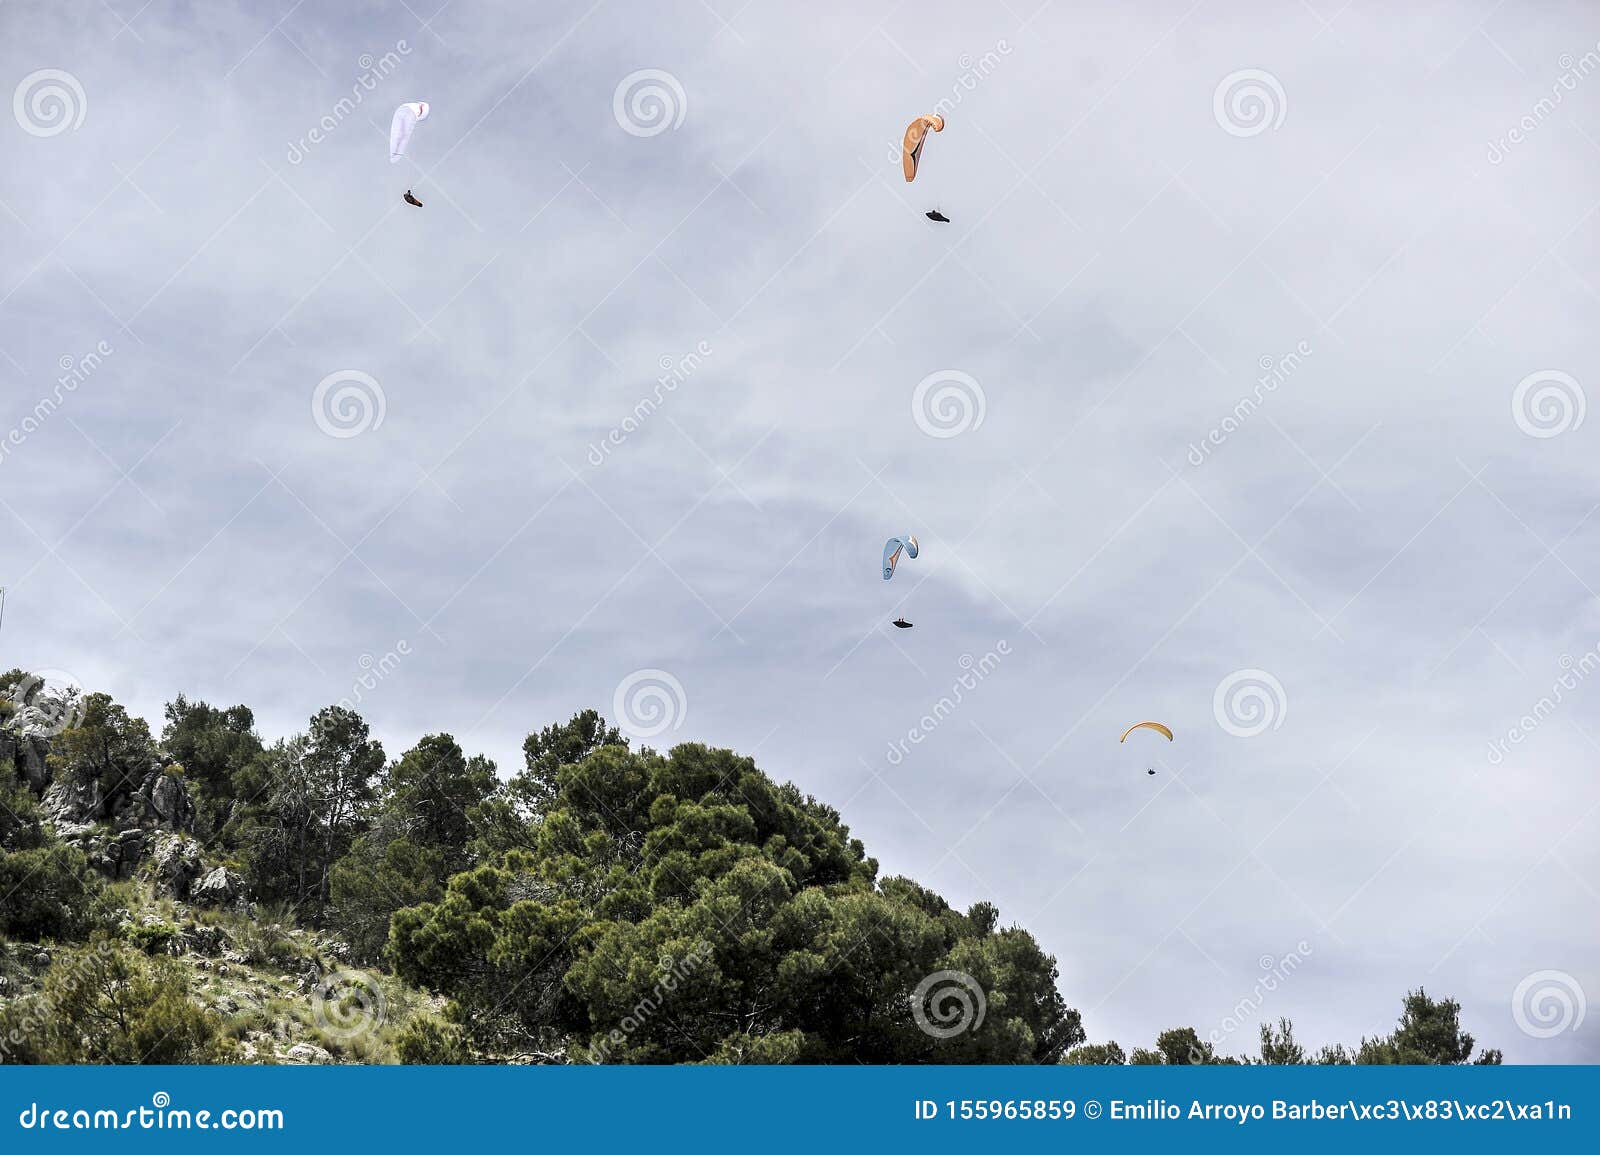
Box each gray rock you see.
[114,830,147,875]
[0,729,51,793]
[7,701,79,743]
[28,751,194,841]
[135,770,194,833]
[182,924,229,956]
[190,866,242,907]
[146,832,203,899]
[281,1043,332,1065]
[41,774,106,826]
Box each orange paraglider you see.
[1118,721,1173,743]
[903,114,945,182]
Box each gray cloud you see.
[2,0,1597,1060]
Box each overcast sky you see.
[3,0,1598,1061]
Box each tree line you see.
[0,672,1500,1064]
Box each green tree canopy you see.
[33,936,231,1063]
[1062,1041,1127,1065]
[160,695,265,840]
[1081,989,1501,1066]
[384,732,497,871]
[1356,988,1502,1065]
[328,733,499,962]
[390,723,1082,1064]
[244,706,384,913]
[1258,1016,1307,1064]
[0,774,105,941]
[53,693,159,814]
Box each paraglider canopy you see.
[1119,721,1173,743]
[902,114,945,182]
[390,101,430,164]
[882,535,919,580]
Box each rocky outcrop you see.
[41,766,193,832]
[190,866,243,908]
[34,759,197,882]
[7,696,247,919]
[280,1042,333,1065]
[54,824,148,880]
[40,774,106,827]
[146,832,204,899]
[182,923,230,956]
[0,723,51,794]
[117,827,148,864]
[134,769,194,832]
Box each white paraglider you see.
[389,101,430,164]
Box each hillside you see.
[0,879,432,1064]
[0,670,1500,1065]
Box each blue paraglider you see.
[882,535,919,580]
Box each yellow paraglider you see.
[902,114,945,182]
[1119,721,1173,743]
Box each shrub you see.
[231,908,315,970]
[125,919,181,956]
[40,936,233,1063]
[0,995,52,1064]
[0,843,105,942]
[394,1014,471,1064]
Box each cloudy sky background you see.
[3,0,1598,1060]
